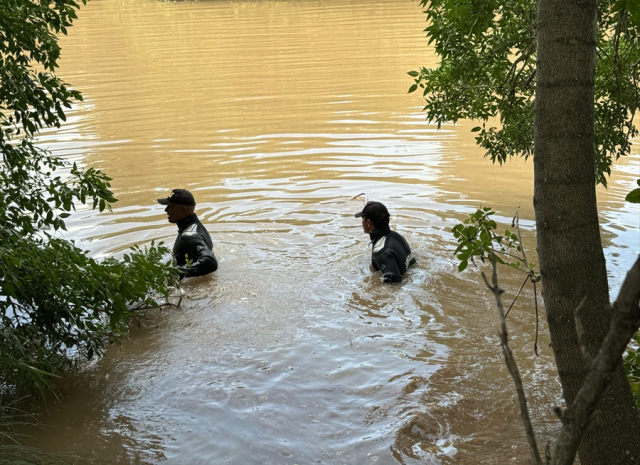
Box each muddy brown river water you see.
[25,0,640,463]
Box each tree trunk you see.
[534,0,640,463]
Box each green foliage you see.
[624,331,640,408]
[625,179,640,203]
[409,0,640,186]
[0,237,178,394]
[455,207,640,401]
[452,208,534,273]
[0,0,86,141]
[0,0,179,398]
[613,0,640,31]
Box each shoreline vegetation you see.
[0,0,179,460]
[1,0,639,463]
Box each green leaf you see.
[0,0,182,398]
[626,188,640,203]
[408,84,418,94]
[409,0,636,186]
[611,0,626,13]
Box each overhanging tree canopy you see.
[409,0,640,186]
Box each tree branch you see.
[480,256,640,465]
[489,247,530,267]
[505,273,530,318]
[550,256,640,465]
[512,204,529,268]
[533,280,540,357]
[522,70,536,90]
[482,254,544,465]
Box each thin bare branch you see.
[489,247,531,268]
[503,54,529,93]
[130,289,183,314]
[511,57,532,93]
[533,281,540,356]
[523,70,536,90]
[505,273,530,319]
[550,256,640,465]
[483,254,543,465]
[512,204,529,267]
[131,301,180,312]
[480,269,493,291]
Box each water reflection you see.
[24,0,639,463]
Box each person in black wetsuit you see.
[157,189,218,279]
[355,201,415,283]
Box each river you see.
[26,0,640,463]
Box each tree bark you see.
[534,0,640,463]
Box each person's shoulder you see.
[388,230,408,241]
[373,231,405,254]
[182,223,199,237]
[388,230,411,247]
[193,219,212,234]
[372,235,389,255]
[181,224,208,244]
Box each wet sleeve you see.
[375,249,402,283]
[181,235,218,278]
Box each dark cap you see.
[354,201,390,221]
[157,189,196,206]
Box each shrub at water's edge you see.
[0,0,179,400]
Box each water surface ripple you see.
[27,0,639,463]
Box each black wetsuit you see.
[173,214,218,278]
[369,227,416,283]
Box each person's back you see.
[355,201,415,283]
[370,228,415,283]
[172,213,217,277]
[158,189,218,279]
